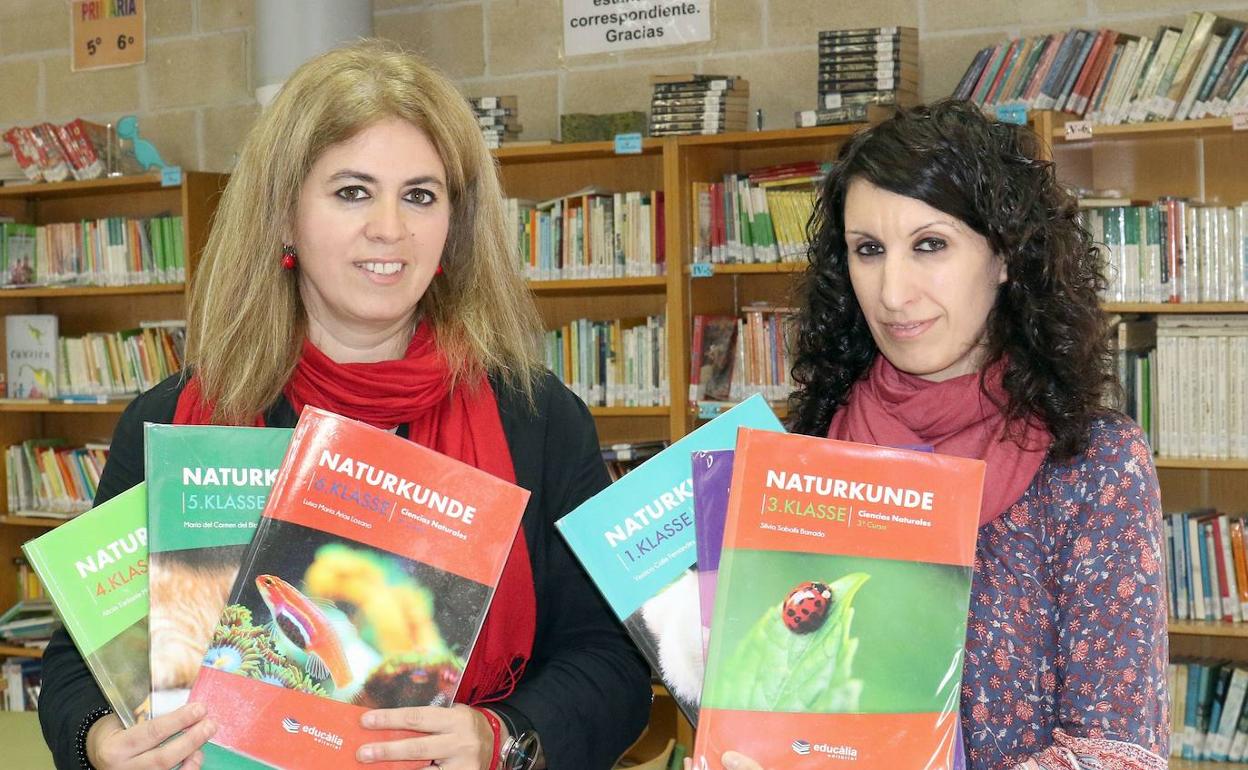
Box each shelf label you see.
[160,165,182,187]
[1232,110,1248,132]
[613,133,643,155]
[697,401,726,420]
[690,262,714,278]
[995,105,1028,125]
[1064,120,1094,141]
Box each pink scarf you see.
[828,356,1052,525]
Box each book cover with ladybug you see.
[556,395,784,726]
[695,429,985,770]
[187,407,530,770]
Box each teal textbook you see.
[556,395,783,724]
[144,424,292,719]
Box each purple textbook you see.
[691,449,734,658]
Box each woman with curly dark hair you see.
[703,100,1168,770]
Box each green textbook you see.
[144,424,292,718]
[22,483,150,725]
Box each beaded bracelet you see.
[75,705,114,770]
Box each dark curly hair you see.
[788,99,1114,461]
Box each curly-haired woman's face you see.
[844,178,1005,382]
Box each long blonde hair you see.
[186,39,542,423]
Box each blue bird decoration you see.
[117,115,167,171]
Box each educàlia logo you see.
[791,739,859,760]
[279,716,345,749]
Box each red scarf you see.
[173,324,535,704]
[828,356,1051,525]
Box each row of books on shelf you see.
[955,11,1248,123]
[1113,316,1248,461]
[690,162,826,265]
[1171,661,1248,762]
[690,307,796,407]
[5,439,109,518]
[1084,199,1248,305]
[1167,510,1248,624]
[0,215,186,288]
[506,189,666,281]
[542,315,669,407]
[5,315,185,400]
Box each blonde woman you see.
[39,40,651,770]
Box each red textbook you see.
[188,407,529,769]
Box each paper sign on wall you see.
[564,0,711,57]
[72,0,146,72]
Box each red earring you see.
[435,263,444,276]
[281,244,297,270]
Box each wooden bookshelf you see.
[0,171,226,614]
[1170,620,1248,638]
[1105,302,1248,314]
[683,261,806,275]
[0,400,132,414]
[527,276,667,293]
[0,283,184,299]
[0,644,41,659]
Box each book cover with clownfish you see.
[188,406,530,770]
[694,429,984,770]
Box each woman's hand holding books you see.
[87,702,216,770]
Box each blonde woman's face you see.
[844,178,1006,382]
[292,118,450,340]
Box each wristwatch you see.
[491,706,541,770]
[499,729,540,770]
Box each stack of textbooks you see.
[649,75,750,137]
[469,96,520,149]
[2,120,108,183]
[0,214,185,288]
[1081,198,1247,304]
[1169,661,1248,762]
[506,189,665,280]
[23,410,530,767]
[4,439,109,519]
[689,305,796,409]
[543,315,668,408]
[799,26,919,128]
[1155,315,1248,460]
[689,162,826,265]
[556,402,986,769]
[955,12,1248,123]
[601,440,670,482]
[0,598,57,651]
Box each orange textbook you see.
[188,407,529,769]
[695,429,985,770]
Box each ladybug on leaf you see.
[781,580,835,634]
